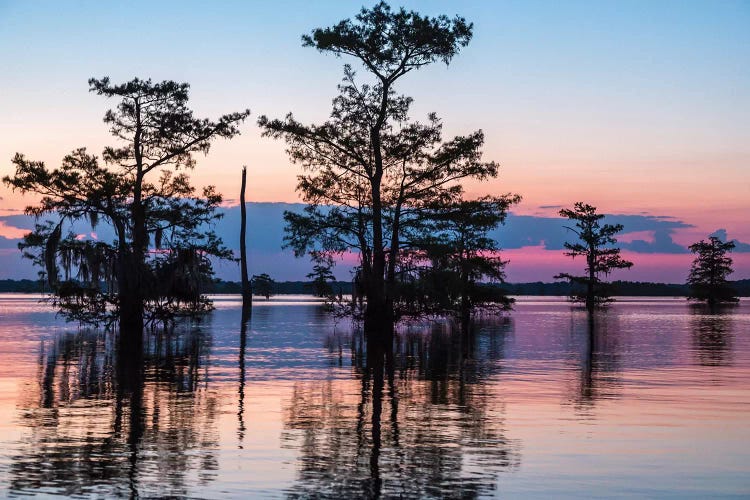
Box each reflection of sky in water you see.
[0,294,748,497]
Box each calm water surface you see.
[0,294,748,498]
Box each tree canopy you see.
[3,78,249,333]
[687,236,738,305]
[395,195,520,324]
[555,202,633,311]
[301,1,472,82]
[259,3,504,338]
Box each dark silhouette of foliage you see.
[252,273,275,299]
[3,78,249,333]
[554,202,633,311]
[301,1,472,73]
[687,236,738,305]
[259,2,499,336]
[306,251,337,298]
[395,195,520,323]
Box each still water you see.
[0,294,748,498]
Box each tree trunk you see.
[119,100,145,338]
[385,204,402,319]
[365,167,392,343]
[119,207,145,336]
[364,82,394,344]
[125,188,146,327]
[240,166,252,312]
[118,251,144,335]
[586,242,596,313]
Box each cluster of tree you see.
[3,2,743,341]
[3,78,250,336]
[551,202,741,310]
[390,196,519,324]
[260,2,519,339]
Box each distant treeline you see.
[499,280,747,297]
[209,280,354,295]
[218,279,750,297]
[0,280,47,293]
[3,279,749,297]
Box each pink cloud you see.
[617,230,655,244]
[0,221,29,239]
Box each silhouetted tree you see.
[252,273,275,299]
[397,195,520,324]
[306,251,337,298]
[3,78,250,336]
[687,236,738,305]
[259,2,498,339]
[239,166,252,312]
[555,202,633,312]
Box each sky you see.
[0,0,748,282]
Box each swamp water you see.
[0,294,748,498]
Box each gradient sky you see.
[1,0,748,281]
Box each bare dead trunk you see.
[240,166,252,312]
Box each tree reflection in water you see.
[690,305,734,367]
[282,320,521,499]
[237,307,250,448]
[9,326,219,497]
[565,312,623,413]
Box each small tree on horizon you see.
[306,252,337,298]
[555,202,633,312]
[252,273,275,300]
[687,236,738,306]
